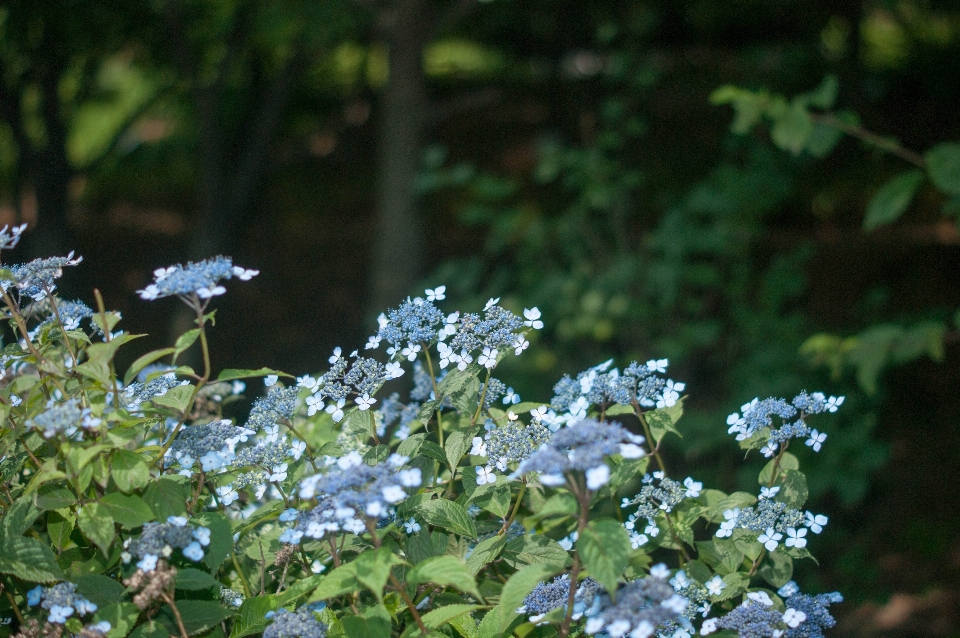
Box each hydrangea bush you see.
[0,227,843,638]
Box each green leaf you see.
[94,602,140,638]
[501,534,569,570]
[78,503,115,555]
[758,550,794,588]
[498,563,562,632]
[100,493,155,528]
[926,142,960,195]
[0,536,64,582]
[715,573,750,601]
[151,384,195,412]
[36,483,77,510]
[407,555,483,600]
[47,509,75,551]
[342,609,392,638]
[465,535,506,575]
[419,441,447,464]
[353,548,405,601]
[645,404,683,445]
[523,492,578,526]
[309,564,361,601]
[175,567,220,590]
[863,169,923,231]
[474,481,511,518]
[173,329,200,361]
[111,450,151,493]
[161,599,234,635]
[770,100,813,155]
[445,429,474,470]
[417,499,477,539]
[397,433,427,458]
[143,476,190,520]
[777,470,809,509]
[278,574,324,606]
[758,453,799,485]
[74,575,127,609]
[421,604,483,631]
[449,611,480,638]
[2,498,41,536]
[343,408,375,439]
[804,75,838,109]
[127,620,168,638]
[578,518,631,593]
[194,512,233,571]
[217,367,290,382]
[229,595,278,638]
[124,347,176,386]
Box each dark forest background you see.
[2,1,959,635]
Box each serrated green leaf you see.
[2,498,41,536]
[474,480,511,518]
[74,575,126,609]
[175,567,220,590]
[100,493,154,528]
[94,602,140,638]
[501,534,569,570]
[465,535,506,575]
[78,503,115,555]
[230,595,278,638]
[47,509,75,551]
[111,449,151,493]
[578,518,631,593]
[36,483,76,510]
[143,476,190,520]
[445,429,474,471]
[758,453,800,485]
[418,499,477,539]
[353,548,405,601]
[173,329,200,361]
[408,555,482,600]
[150,384,195,412]
[0,536,64,582]
[715,573,750,601]
[124,348,176,386]
[864,169,923,231]
[421,604,483,631]
[645,404,683,445]
[309,564,361,601]
[777,470,808,509]
[397,433,427,458]
[758,550,793,588]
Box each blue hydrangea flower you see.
[137,256,257,301]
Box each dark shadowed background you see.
[1,1,959,635]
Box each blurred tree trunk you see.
[369,0,432,314]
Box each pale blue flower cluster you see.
[168,419,253,473]
[26,582,99,625]
[667,570,712,620]
[726,392,842,457]
[550,359,685,427]
[246,386,299,431]
[137,256,258,300]
[515,418,645,490]
[622,472,702,548]
[518,575,601,624]
[378,392,420,439]
[584,567,689,637]
[26,298,93,334]
[778,582,843,638]
[298,351,395,423]
[4,253,83,301]
[121,516,211,571]
[124,369,188,409]
[26,398,100,439]
[376,296,445,350]
[0,223,26,251]
[281,452,421,543]
[263,606,327,638]
[715,500,827,553]
[473,414,551,481]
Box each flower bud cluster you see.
[123,371,188,410]
[282,453,421,543]
[726,392,842,455]
[121,516,211,571]
[515,418,645,490]
[263,606,327,638]
[26,398,100,439]
[26,582,98,625]
[376,296,445,350]
[551,359,685,426]
[25,298,93,334]
[246,386,299,432]
[474,415,551,480]
[584,567,689,637]
[4,253,83,301]
[519,575,601,624]
[137,256,258,300]
[168,419,253,473]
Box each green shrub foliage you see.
[0,227,842,638]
